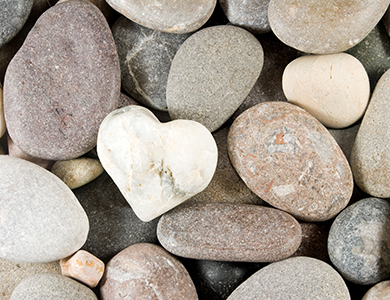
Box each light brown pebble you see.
[362,280,390,300]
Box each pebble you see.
[0,155,89,263]
[362,280,390,300]
[268,0,390,54]
[3,0,121,160]
[112,17,190,111]
[100,243,198,300]
[166,25,264,132]
[51,157,104,189]
[116,92,139,109]
[328,197,390,285]
[0,85,6,138]
[351,67,390,197]
[227,102,353,221]
[10,273,97,300]
[226,256,350,299]
[157,202,302,262]
[97,105,218,222]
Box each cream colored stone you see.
[97,105,218,222]
[282,53,370,128]
[0,86,6,138]
[51,157,104,189]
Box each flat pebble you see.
[167,25,264,132]
[268,0,390,54]
[3,0,120,160]
[157,202,302,262]
[0,86,6,138]
[362,280,390,300]
[226,256,350,299]
[227,102,353,221]
[328,197,390,285]
[100,243,198,300]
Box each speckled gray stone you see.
[10,273,97,300]
[362,280,390,300]
[112,17,190,111]
[328,197,390,285]
[167,25,264,132]
[226,256,350,299]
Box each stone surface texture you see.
[157,202,302,262]
[227,102,353,221]
[362,280,390,300]
[226,256,350,299]
[0,155,89,263]
[100,243,198,300]
[268,0,390,54]
[328,197,390,285]
[3,0,120,160]
[97,105,218,222]
[283,53,370,128]
[167,25,264,132]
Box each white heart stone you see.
[97,105,218,222]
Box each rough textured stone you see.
[157,202,302,262]
[362,280,390,300]
[0,155,89,263]
[328,122,360,162]
[10,273,97,300]
[100,243,198,300]
[268,0,390,54]
[3,0,120,160]
[283,53,370,128]
[167,25,264,132]
[97,105,218,222]
[226,256,350,300]
[328,197,390,285]
[112,17,190,111]
[0,86,5,138]
[227,102,353,221]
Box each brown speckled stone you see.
[100,243,198,300]
[157,202,302,262]
[362,280,390,300]
[227,102,353,221]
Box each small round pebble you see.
[362,280,390,300]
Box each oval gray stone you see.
[157,202,302,262]
[0,155,89,263]
[226,256,350,300]
[3,0,120,160]
[328,197,390,285]
[167,25,264,132]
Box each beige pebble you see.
[51,157,104,189]
[362,280,390,300]
[0,86,6,138]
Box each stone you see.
[362,280,390,300]
[328,122,360,162]
[51,157,104,189]
[105,0,216,33]
[100,243,198,300]
[227,102,353,222]
[0,155,89,263]
[328,197,390,285]
[0,86,5,138]
[10,273,97,300]
[60,250,104,288]
[112,17,190,111]
[351,67,390,197]
[268,0,390,54]
[167,25,264,132]
[3,0,120,160]
[58,0,115,24]
[97,105,218,222]
[226,256,350,300]
[157,202,302,262]
[219,0,271,34]
[283,53,370,128]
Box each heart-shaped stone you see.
[97,105,218,222]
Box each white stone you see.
[97,105,218,222]
[0,86,6,138]
[282,53,370,128]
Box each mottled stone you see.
[10,273,97,300]
[283,53,370,128]
[228,102,353,221]
[328,197,390,285]
[3,0,120,160]
[226,257,350,300]
[328,122,360,162]
[157,202,302,262]
[100,243,198,300]
[0,86,5,138]
[97,105,218,222]
[113,17,190,111]
[167,25,264,132]
[268,0,390,54]
[362,280,390,300]
[0,155,89,263]
[219,0,271,34]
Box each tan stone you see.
[362,280,390,300]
